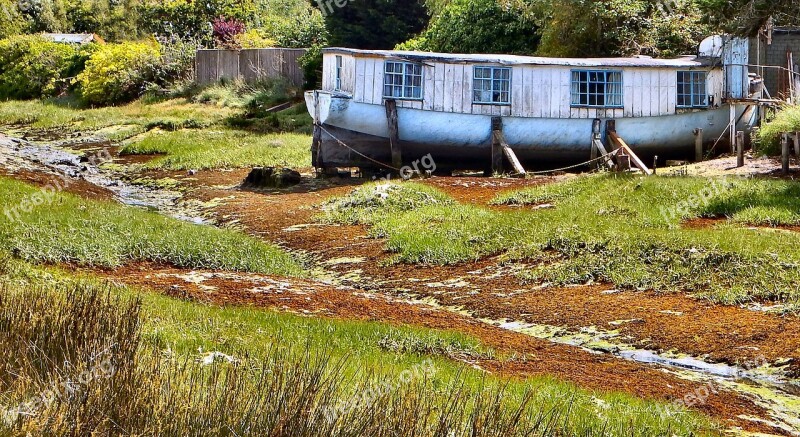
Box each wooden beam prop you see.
[501,143,527,176]
[385,99,402,170]
[608,131,653,176]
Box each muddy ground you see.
[3,131,800,435]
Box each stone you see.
[243,167,302,188]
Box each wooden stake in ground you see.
[694,128,704,162]
[782,133,790,175]
[794,132,800,161]
[736,131,745,168]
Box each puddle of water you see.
[618,350,740,378]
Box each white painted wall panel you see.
[461,66,472,113]
[444,64,455,112]
[649,71,661,117]
[354,58,366,103]
[558,69,571,118]
[658,70,670,115]
[371,59,383,104]
[434,64,445,112]
[452,64,464,114]
[363,58,375,105]
[423,64,435,111]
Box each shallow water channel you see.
[0,135,208,224]
[405,296,800,435]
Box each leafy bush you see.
[0,35,83,99]
[299,44,323,90]
[400,0,540,55]
[152,36,201,88]
[236,30,277,48]
[77,41,162,105]
[212,16,246,49]
[756,105,800,156]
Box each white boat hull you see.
[305,92,756,170]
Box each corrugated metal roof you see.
[323,48,716,68]
[41,33,97,44]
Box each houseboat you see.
[306,36,760,173]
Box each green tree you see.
[536,0,709,58]
[695,0,800,35]
[398,0,540,55]
[0,0,27,38]
[318,0,429,49]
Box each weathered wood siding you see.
[321,54,724,118]
[196,48,306,86]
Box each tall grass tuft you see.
[756,104,800,155]
[0,280,713,436]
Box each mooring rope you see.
[524,148,623,175]
[318,124,622,176]
[318,125,401,171]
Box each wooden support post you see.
[736,131,745,168]
[782,133,791,175]
[385,99,402,170]
[729,104,736,153]
[591,119,600,163]
[491,117,504,175]
[591,119,615,170]
[311,124,323,169]
[311,91,324,173]
[694,128,704,162]
[794,132,800,160]
[617,148,631,171]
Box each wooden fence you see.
[195,48,307,87]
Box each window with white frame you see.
[383,61,423,99]
[677,71,708,108]
[335,56,343,91]
[473,66,511,104]
[570,70,623,108]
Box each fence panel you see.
[196,48,306,87]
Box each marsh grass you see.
[323,177,800,305]
[0,99,232,137]
[0,265,715,436]
[120,128,311,170]
[0,92,312,171]
[0,177,303,275]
